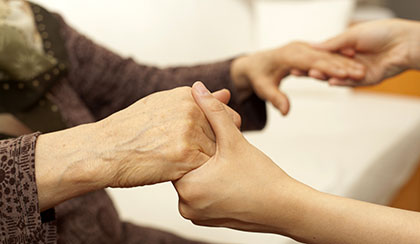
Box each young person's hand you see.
[174,82,304,234]
[311,19,420,86]
[174,82,420,244]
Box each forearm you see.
[270,184,420,244]
[35,122,108,211]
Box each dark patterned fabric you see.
[0,4,267,244]
[0,133,56,244]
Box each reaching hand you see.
[174,82,298,233]
[311,19,420,86]
[231,42,366,115]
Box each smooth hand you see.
[173,83,420,244]
[313,18,420,86]
[174,82,306,234]
[231,42,365,115]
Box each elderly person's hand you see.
[230,42,366,115]
[35,86,240,211]
[310,19,420,86]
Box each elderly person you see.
[0,1,364,243]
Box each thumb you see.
[312,32,357,52]
[212,89,231,105]
[254,80,290,115]
[192,82,240,143]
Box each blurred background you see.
[31,0,420,243]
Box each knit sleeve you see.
[57,16,266,131]
[0,133,56,244]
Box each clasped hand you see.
[94,86,241,187]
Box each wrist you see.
[231,56,254,102]
[35,122,108,211]
[243,176,318,237]
[261,179,324,240]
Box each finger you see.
[340,48,356,57]
[328,78,359,87]
[312,32,357,52]
[223,104,242,129]
[308,69,328,81]
[210,88,240,128]
[254,80,290,115]
[212,89,231,105]
[328,57,365,80]
[311,57,365,81]
[312,59,348,79]
[197,95,241,143]
[192,82,241,143]
[346,64,366,81]
[290,69,307,77]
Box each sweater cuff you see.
[224,59,267,131]
[0,133,56,243]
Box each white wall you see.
[33,0,255,66]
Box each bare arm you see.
[265,183,420,244]
[175,82,420,244]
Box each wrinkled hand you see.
[174,82,298,233]
[96,86,241,188]
[312,19,420,86]
[231,42,365,115]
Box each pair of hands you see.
[94,35,370,189]
[100,17,420,198]
[95,18,420,238]
[235,19,420,115]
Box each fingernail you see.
[194,81,210,96]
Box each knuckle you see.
[233,112,242,127]
[179,203,197,220]
[174,86,192,93]
[207,100,226,114]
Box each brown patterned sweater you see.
[0,9,267,244]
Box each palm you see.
[351,45,407,85]
[322,19,413,86]
[348,23,408,84]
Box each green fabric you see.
[0,2,68,133]
[0,2,69,114]
[0,25,57,81]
